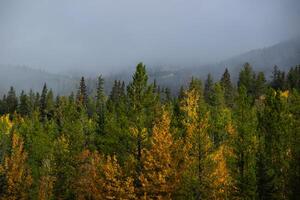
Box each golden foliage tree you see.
[179,88,214,199]
[139,110,180,199]
[0,132,32,200]
[73,150,136,200]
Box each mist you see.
[0,0,299,74]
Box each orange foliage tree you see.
[73,150,136,200]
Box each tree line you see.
[0,63,299,199]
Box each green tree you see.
[18,90,30,116]
[220,68,234,107]
[127,62,157,188]
[6,86,18,116]
[204,73,214,105]
[257,89,293,199]
[76,76,88,108]
[96,75,106,135]
[40,83,48,121]
[238,63,255,98]
[233,86,258,199]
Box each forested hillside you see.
[0,62,299,199]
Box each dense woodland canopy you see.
[0,62,300,199]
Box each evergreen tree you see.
[271,65,286,90]
[127,62,156,188]
[254,71,267,99]
[233,86,258,199]
[287,65,300,90]
[257,89,293,199]
[238,63,255,98]
[18,90,30,116]
[40,83,48,121]
[6,86,18,116]
[204,73,214,105]
[96,75,106,135]
[220,68,234,107]
[76,76,88,107]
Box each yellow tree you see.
[208,123,236,200]
[179,88,213,199]
[0,132,32,200]
[139,110,180,199]
[73,150,136,200]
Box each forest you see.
[0,62,299,200]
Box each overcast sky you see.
[0,0,299,73]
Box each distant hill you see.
[0,65,77,96]
[1,37,299,96]
[140,36,300,94]
[216,36,300,79]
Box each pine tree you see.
[76,77,88,107]
[233,86,258,199]
[271,65,286,90]
[238,63,255,98]
[220,68,234,107]
[40,83,48,121]
[257,89,293,199]
[96,75,106,135]
[18,90,30,116]
[6,86,18,115]
[204,73,214,105]
[255,71,267,99]
[127,63,156,188]
[287,65,300,90]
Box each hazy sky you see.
[0,0,299,73]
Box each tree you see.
[18,91,30,116]
[6,86,18,116]
[40,83,48,121]
[271,65,286,90]
[139,110,179,199]
[233,86,258,199]
[0,133,32,200]
[220,68,234,107]
[179,88,213,199]
[127,63,157,187]
[204,73,214,105]
[287,65,300,90]
[238,63,255,98]
[73,150,136,199]
[76,77,88,108]
[257,89,293,199]
[254,71,267,99]
[96,75,106,135]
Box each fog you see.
[0,0,299,74]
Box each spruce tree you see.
[220,68,234,107]
[6,86,18,115]
[238,63,255,98]
[127,62,156,188]
[76,77,88,107]
[96,75,106,135]
[254,71,267,99]
[257,89,293,199]
[40,83,48,121]
[19,90,30,116]
[233,86,258,199]
[204,73,214,105]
